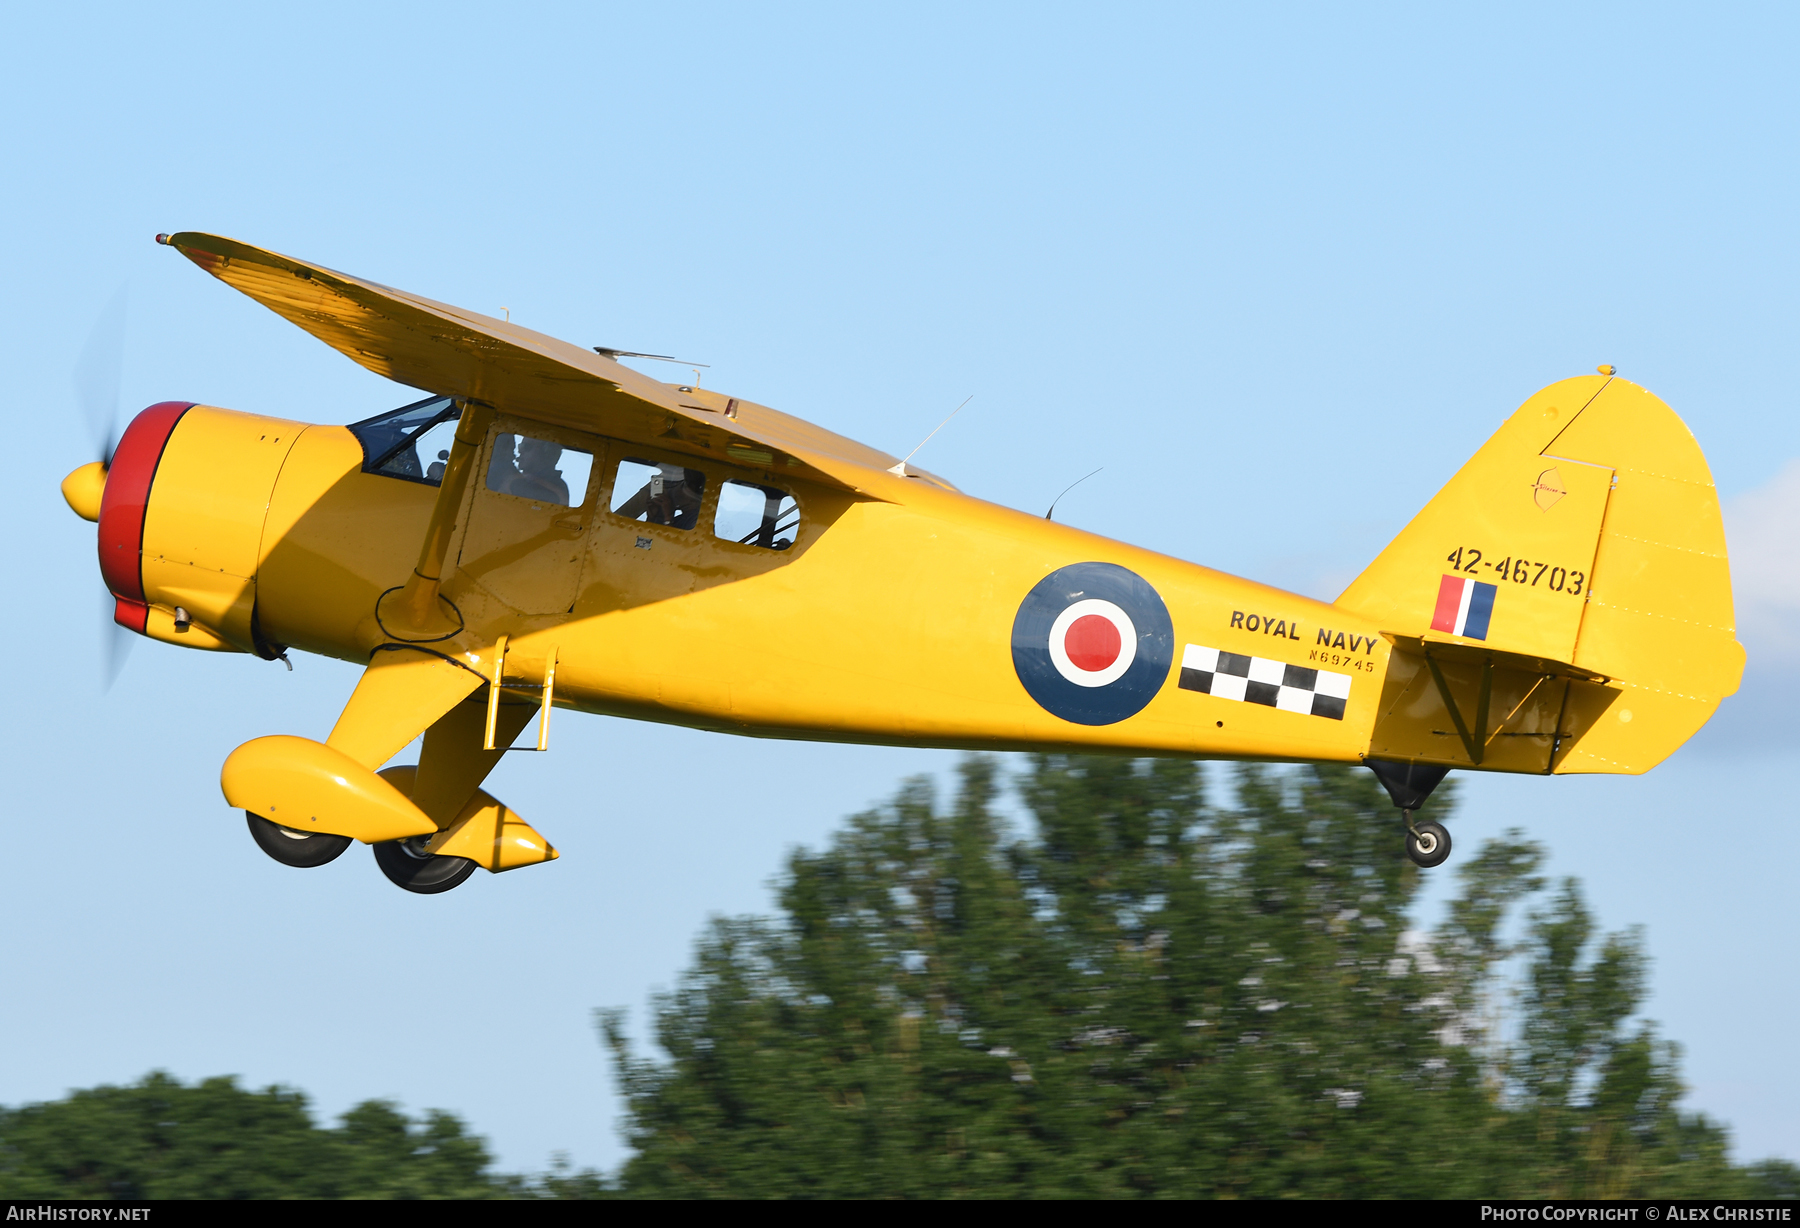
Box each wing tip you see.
[159,231,332,286]
[158,230,241,275]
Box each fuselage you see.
[106,398,1391,763]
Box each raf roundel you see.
[1012,562,1175,725]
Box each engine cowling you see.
[89,402,306,655]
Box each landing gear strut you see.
[1402,811,1452,868]
[1366,760,1454,869]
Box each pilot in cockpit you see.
[510,438,571,505]
[487,434,572,506]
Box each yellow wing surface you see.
[1336,374,1743,775]
[161,232,954,498]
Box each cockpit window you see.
[713,480,798,549]
[348,395,462,485]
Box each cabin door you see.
[454,418,602,615]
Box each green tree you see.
[1495,881,1742,1199]
[0,1071,603,1199]
[606,755,1771,1199]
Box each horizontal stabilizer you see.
[1369,635,1617,773]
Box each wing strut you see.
[387,402,494,637]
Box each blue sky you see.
[5,2,1799,1174]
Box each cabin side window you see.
[610,458,706,530]
[485,433,593,508]
[713,480,798,550]
[348,395,461,485]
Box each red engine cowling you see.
[97,402,194,633]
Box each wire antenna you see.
[1045,467,1103,520]
[897,395,972,469]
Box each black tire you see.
[247,812,352,868]
[372,837,478,895]
[1406,819,1452,868]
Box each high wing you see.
[162,231,954,497]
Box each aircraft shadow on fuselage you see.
[255,451,862,658]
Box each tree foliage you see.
[3,756,1793,1199]
[0,1071,606,1199]
[606,755,1792,1199]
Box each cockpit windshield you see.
[348,395,462,485]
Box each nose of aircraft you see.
[76,399,304,661]
[61,460,107,521]
[65,402,197,684]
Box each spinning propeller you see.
[69,286,133,689]
[76,286,127,467]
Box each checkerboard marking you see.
[1178,644,1350,720]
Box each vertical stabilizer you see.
[1338,375,1743,775]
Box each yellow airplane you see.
[58,233,1744,892]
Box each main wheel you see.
[247,813,351,868]
[1405,819,1452,868]
[372,837,478,895]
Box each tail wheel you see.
[246,813,351,868]
[1405,819,1453,868]
[372,837,478,895]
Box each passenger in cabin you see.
[653,464,704,528]
[614,462,705,528]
